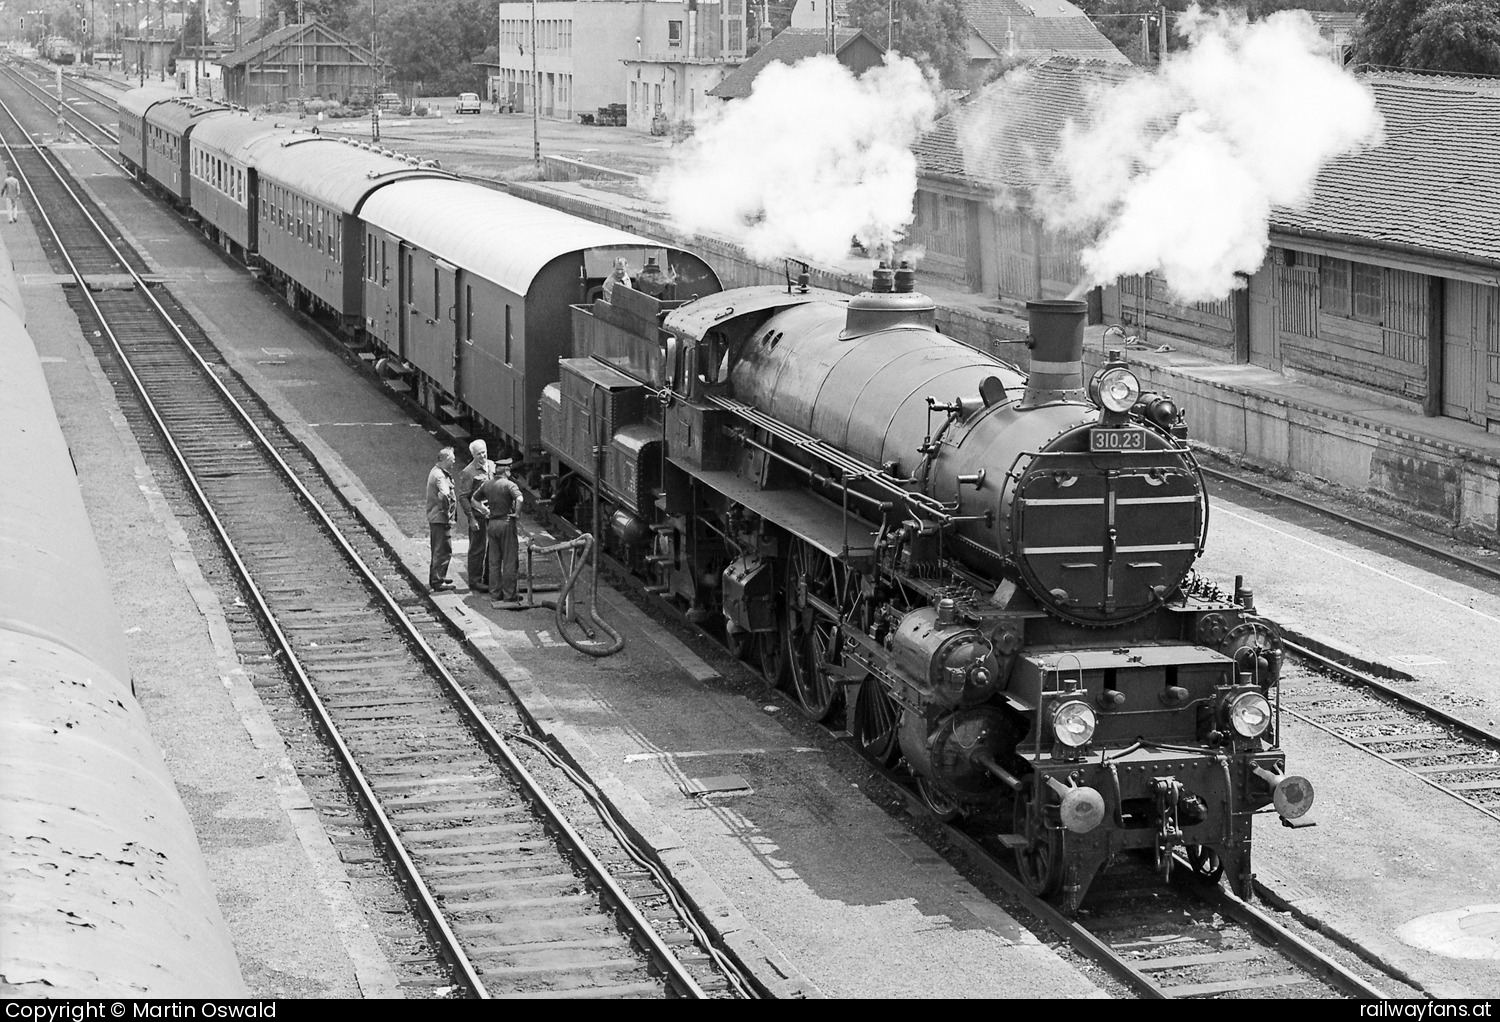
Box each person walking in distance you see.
[425,447,458,591]
[473,457,524,606]
[2,171,20,223]
[458,439,493,592]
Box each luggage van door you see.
[398,242,413,362]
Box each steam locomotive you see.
[542,261,1314,909]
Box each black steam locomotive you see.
[540,261,1313,909]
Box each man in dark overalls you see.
[474,458,524,606]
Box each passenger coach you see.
[358,180,720,449]
[252,137,449,322]
[116,86,175,177]
[189,114,297,260]
[143,96,232,205]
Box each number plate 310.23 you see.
[1090,426,1148,452]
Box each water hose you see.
[529,533,623,657]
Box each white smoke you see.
[653,53,942,266]
[1035,7,1384,302]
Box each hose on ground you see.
[530,533,623,657]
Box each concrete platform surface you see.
[15,163,401,996]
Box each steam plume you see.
[653,54,942,266]
[978,7,1384,302]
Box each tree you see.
[1351,0,1426,65]
[1405,0,1500,73]
[265,0,355,33]
[845,0,969,87]
[1353,0,1500,73]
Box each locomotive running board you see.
[669,459,876,563]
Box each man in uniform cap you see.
[458,439,493,592]
[473,456,524,605]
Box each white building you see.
[492,0,748,123]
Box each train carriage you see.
[143,97,232,206]
[358,179,719,450]
[189,115,297,259]
[252,138,449,323]
[116,87,175,178]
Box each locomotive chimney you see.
[1019,299,1089,409]
[840,260,935,340]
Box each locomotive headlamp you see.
[1226,691,1272,738]
[1052,700,1097,747]
[1090,365,1141,413]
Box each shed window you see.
[1319,257,1351,318]
[1319,257,1384,325]
[1353,262,1383,324]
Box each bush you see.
[413,103,430,117]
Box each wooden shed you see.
[217,20,378,108]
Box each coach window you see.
[406,252,414,304]
[433,268,441,319]
[466,286,474,342]
[382,240,390,286]
[504,305,513,365]
[316,208,324,252]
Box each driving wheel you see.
[784,540,839,721]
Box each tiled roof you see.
[708,27,872,98]
[1272,75,1500,266]
[1305,11,1360,39]
[963,0,1127,63]
[913,57,1136,190]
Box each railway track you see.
[0,55,121,150]
[0,89,740,999]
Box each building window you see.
[1319,257,1384,325]
[1318,257,1351,318]
[729,20,742,51]
[1352,262,1383,324]
[668,20,682,46]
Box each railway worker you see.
[602,257,631,301]
[425,447,458,592]
[458,439,494,592]
[2,171,19,223]
[474,458,524,606]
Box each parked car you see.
[456,92,481,114]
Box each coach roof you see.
[253,137,453,214]
[190,114,299,163]
[360,179,674,295]
[116,86,177,120]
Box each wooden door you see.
[1444,281,1484,423]
[1247,257,1277,368]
